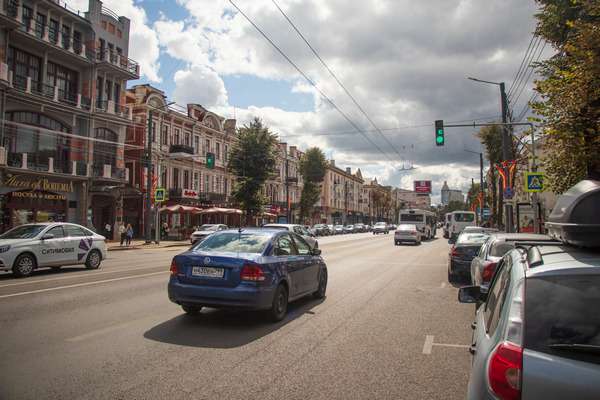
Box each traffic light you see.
[435,120,444,146]
[206,152,215,169]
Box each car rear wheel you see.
[268,284,288,322]
[313,269,327,299]
[85,250,102,270]
[13,253,36,277]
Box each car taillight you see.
[481,261,497,282]
[411,231,417,236]
[488,342,523,400]
[240,263,265,282]
[451,246,460,257]
[170,259,178,275]
[488,279,524,400]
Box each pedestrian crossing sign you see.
[525,172,544,192]
[155,188,166,202]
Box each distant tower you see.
[441,181,450,205]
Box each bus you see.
[398,209,437,239]
[448,210,477,240]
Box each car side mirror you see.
[41,233,54,241]
[458,286,486,304]
[311,248,322,256]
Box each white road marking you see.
[422,335,434,354]
[0,265,167,289]
[0,271,168,299]
[423,335,469,354]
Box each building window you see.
[61,24,71,49]
[35,13,46,39]
[224,144,228,162]
[151,119,157,143]
[205,139,210,154]
[216,142,220,160]
[117,29,122,39]
[184,132,190,146]
[108,23,116,34]
[47,62,78,103]
[7,47,41,92]
[173,128,180,145]
[193,172,200,191]
[173,168,180,189]
[194,136,200,154]
[49,19,59,44]
[183,170,190,189]
[101,21,107,30]
[205,174,210,192]
[22,5,33,31]
[162,125,169,145]
[161,165,167,187]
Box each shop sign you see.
[11,191,66,201]
[4,174,74,193]
[182,189,199,199]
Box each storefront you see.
[0,172,85,233]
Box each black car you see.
[447,231,489,283]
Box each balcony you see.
[95,99,130,118]
[0,0,21,29]
[8,72,96,111]
[91,163,126,181]
[169,144,194,156]
[95,49,140,79]
[4,151,90,177]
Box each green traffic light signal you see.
[435,120,444,146]
[206,152,215,169]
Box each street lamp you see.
[467,76,514,232]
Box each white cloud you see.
[172,65,228,107]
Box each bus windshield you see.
[453,213,475,222]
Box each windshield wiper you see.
[548,343,600,355]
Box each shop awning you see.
[160,205,202,213]
[196,207,243,215]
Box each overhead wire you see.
[228,0,396,162]
[507,33,538,98]
[509,41,546,108]
[270,0,405,161]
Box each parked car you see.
[388,224,397,231]
[327,224,335,235]
[312,224,329,236]
[364,225,372,232]
[448,211,477,241]
[190,224,228,244]
[394,224,421,245]
[262,224,318,249]
[168,229,327,321]
[333,225,345,235]
[470,233,554,290]
[462,226,499,234]
[447,231,490,283]
[0,223,107,277]
[372,222,389,235]
[354,223,366,233]
[344,225,355,234]
[459,179,600,400]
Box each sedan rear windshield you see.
[0,224,46,239]
[398,224,417,231]
[525,275,600,364]
[490,241,515,257]
[457,233,488,245]
[193,232,271,254]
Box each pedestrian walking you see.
[126,224,133,246]
[119,222,126,246]
[162,222,169,240]
[105,222,112,240]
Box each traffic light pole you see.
[499,82,515,233]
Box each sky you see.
[68,0,549,204]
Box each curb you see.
[107,242,190,252]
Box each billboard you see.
[414,180,432,194]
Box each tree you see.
[477,125,506,228]
[466,183,482,210]
[298,147,327,223]
[228,118,278,225]
[531,0,600,193]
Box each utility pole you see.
[480,152,485,225]
[285,156,290,223]
[145,110,153,244]
[500,82,514,233]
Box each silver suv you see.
[459,179,600,400]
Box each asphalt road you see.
[0,232,474,400]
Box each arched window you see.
[5,111,71,173]
[93,128,118,168]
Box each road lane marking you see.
[423,335,470,354]
[0,265,168,289]
[0,271,168,299]
[422,335,434,354]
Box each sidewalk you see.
[107,239,191,251]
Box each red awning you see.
[196,207,243,215]
[160,205,202,213]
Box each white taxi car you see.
[0,223,107,277]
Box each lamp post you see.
[467,77,513,232]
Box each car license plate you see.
[191,266,224,278]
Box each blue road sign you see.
[503,187,514,200]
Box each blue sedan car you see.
[168,229,328,321]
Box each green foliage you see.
[440,201,467,215]
[228,118,278,223]
[477,125,507,227]
[466,183,482,209]
[532,0,600,193]
[298,147,327,221]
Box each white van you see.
[399,209,436,239]
[448,211,476,240]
